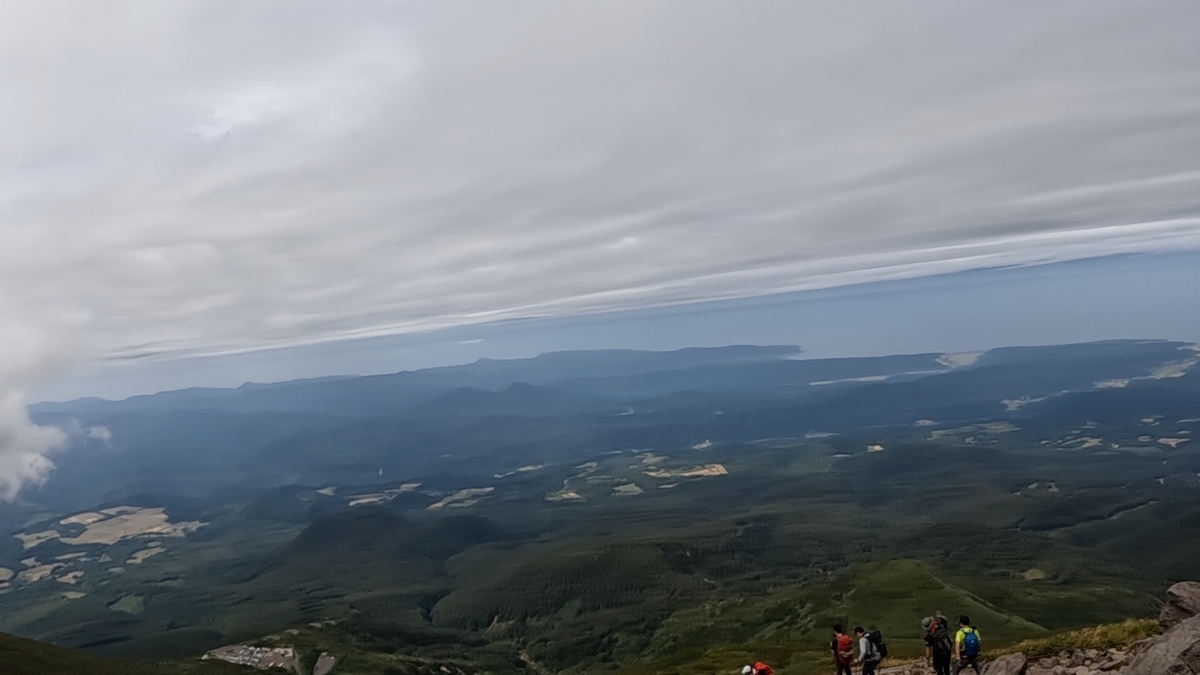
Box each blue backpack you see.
[963,630,981,657]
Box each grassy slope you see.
[1000,620,1158,659]
[0,630,249,675]
[614,557,1156,672]
[619,559,1058,675]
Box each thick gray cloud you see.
[3,0,1200,368]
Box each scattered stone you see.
[982,653,1026,675]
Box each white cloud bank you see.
[0,391,67,502]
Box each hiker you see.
[923,616,953,675]
[831,624,855,675]
[952,615,982,675]
[741,662,773,675]
[854,626,882,675]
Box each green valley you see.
[1,341,1198,673]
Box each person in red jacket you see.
[741,662,774,675]
[830,624,855,675]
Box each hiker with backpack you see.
[741,661,773,675]
[854,626,886,675]
[952,615,982,675]
[923,616,953,675]
[831,624,855,675]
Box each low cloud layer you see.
[0,390,67,502]
[0,324,76,500]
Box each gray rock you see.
[1161,582,1200,630]
[1125,613,1200,675]
[1068,667,1091,675]
[982,653,1027,675]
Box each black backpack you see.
[931,626,953,655]
[867,630,888,660]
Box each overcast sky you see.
[3,0,1200,394]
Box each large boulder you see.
[1125,613,1200,675]
[982,653,1026,675]
[1161,582,1200,630]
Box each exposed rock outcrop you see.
[1114,580,1200,674]
[1125,614,1200,675]
[1161,582,1200,631]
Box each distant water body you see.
[37,251,1200,400]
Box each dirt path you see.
[312,652,336,675]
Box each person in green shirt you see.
[952,615,981,675]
